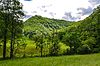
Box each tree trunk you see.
[10,20,14,59]
[3,15,8,59]
[40,47,43,57]
[10,36,13,59]
[3,29,7,59]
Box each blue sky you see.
[20,0,100,21]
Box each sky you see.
[20,0,100,21]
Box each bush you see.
[49,43,60,56]
[77,44,92,54]
[58,43,68,55]
[64,47,76,55]
[92,48,100,53]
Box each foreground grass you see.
[0,53,100,66]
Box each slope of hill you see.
[62,5,100,54]
[24,15,72,36]
[1,5,98,57]
[21,15,74,56]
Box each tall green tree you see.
[0,0,11,59]
[9,0,24,59]
[0,0,24,59]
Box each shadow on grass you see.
[0,57,10,61]
[0,53,97,61]
[0,55,60,61]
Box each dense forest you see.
[0,0,100,59]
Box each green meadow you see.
[0,53,100,66]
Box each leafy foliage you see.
[1,4,100,58]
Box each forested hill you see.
[62,5,100,54]
[23,5,100,55]
[24,15,72,35]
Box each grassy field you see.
[0,53,100,66]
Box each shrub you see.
[49,43,60,56]
[58,42,68,55]
[77,44,92,54]
[92,48,100,53]
[64,47,76,55]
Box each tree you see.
[49,28,60,56]
[0,0,24,59]
[96,6,100,47]
[36,31,45,57]
[9,0,24,59]
[0,0,11,59]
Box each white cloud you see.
[20,0,98,21]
